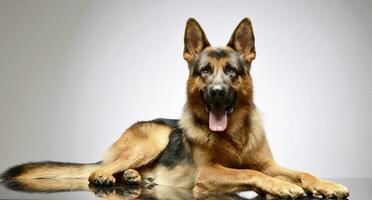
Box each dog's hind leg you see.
[123,169,141,184]
[89,122,172,185]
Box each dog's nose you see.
[210,88,225,97]
[209,85,227,100]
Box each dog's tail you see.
[1,161,101,181]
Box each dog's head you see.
[184,18,255,132]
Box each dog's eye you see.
[225,66,237,75]
[200,66,211,75]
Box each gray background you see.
[0,0,371,179]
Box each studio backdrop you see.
[0,0,371,179]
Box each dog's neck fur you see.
[179,101,264,154]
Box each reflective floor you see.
[0,178,370,199]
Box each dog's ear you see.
[227,18,256,63]
[183,18,210,63]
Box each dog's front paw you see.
[89,171,116,186]
[263,178,305,199]
[306,179,349,199]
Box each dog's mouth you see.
[205,103,234,132]
[201,88,236,132]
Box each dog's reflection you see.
[2,179,325,200]
[89,183,197,200]
[2,178,250,200]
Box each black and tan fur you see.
[1,18,349,199]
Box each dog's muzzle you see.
[202,84,236,132]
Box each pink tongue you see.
[209,107,227,132]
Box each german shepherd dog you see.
[1,18,349,199]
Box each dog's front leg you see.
[263,163,349,199]
[193,164,304,198]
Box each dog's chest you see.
[193,136,253,168]
[215,140,253,168]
